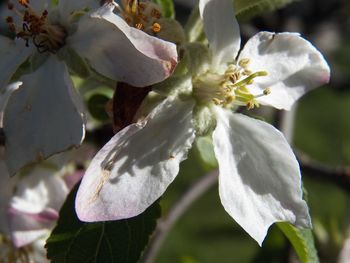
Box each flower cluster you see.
[0,0,331,253]
[75,0,330,246]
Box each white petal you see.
[212,108,311,245]
[68,4,178,87]
[238,32,330,110]
[3,55,85,175]
[76,97,195,221]
[28,0,51,13]
[10,167,68,213]
[8,166,68,247]
[58,0,99,24]
[0,37,31,92]
[199,0,240,66]
[0,82,21,127]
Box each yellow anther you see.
[225,95,235,104]
[263,88,271,96]
[212,98,222,105]
[246,101,254,110]
[243,69,252,76]
[135,22,144,30]
[152,22,161,33]
[239,58,250,68]
[18,0,29,7]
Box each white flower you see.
[1,0,177,175]
[75,0,330,245]
[0,153,73,261]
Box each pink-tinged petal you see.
[0,37,31,92]
[3,55,85,175]
[76,97,195,222]
[7,166,68,247]
[7,206,58,247]
[63,170,84,190]
[9,166,68,214]
[199,0,240,66]
[68,3,178,87]
[212,108,311,245]
[238,32,330,110]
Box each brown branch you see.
[296,151,350,193]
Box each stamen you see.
[230,71,268,88]
[135,22,144,30]
[152,22,161,33]
[263,88,271,95]
[118,0,163,34]
[5,2,67,53]
[238,58,250,68]
[18,0,29,8]
[151,8,161,19]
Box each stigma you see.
[6,0,66,53]
[114,0,163,35]
[193,58,271,110]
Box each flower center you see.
[6,0,67,53]
[114,0,163,35]
[193,58,270,110]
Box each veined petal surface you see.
[68,4,177,87]
[212,108,311,245]
[238,32,330,110]
[199,0,240,66]
[76,97,195,222]
[3,56,85,175]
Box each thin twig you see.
[297,151,350,193]
[140,170,218,263]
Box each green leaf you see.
[46,184,161,263]
[277,222,319,263]
[87,93,111,121]
[153,0,175,18]
[234,0,298,20]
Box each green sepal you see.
[194,135,218,170]
[184,7,206,43]
[156,18,186,46]
[182,42,211,76]
[193,105,216,137]
[153,0,175,18]
[57,47,90,78]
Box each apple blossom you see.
[0,154,81,261]
[1,0,177,175]
[75,0,330,245]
